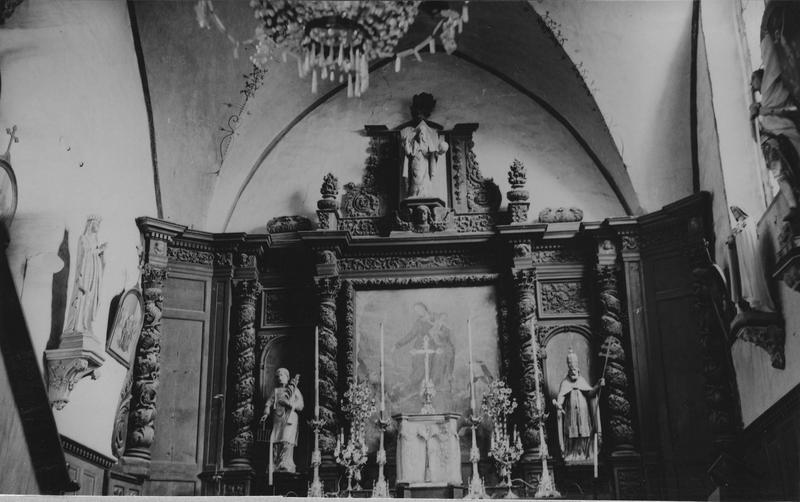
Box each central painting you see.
[354,286,501,419]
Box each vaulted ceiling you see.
[132,0,695,231]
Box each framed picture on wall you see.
[0,158,18,226]
[106,289,145,368]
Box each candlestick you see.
[468,318,476,410]
[314,325,320,418]
[380,322,385,413]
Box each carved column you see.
[595,238,636,454]
[513,268,545,456]
[225,279,262,468]
[124,263,167,461]
[316,275,340,455]
[686,217,741,446]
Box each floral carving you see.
[317,276,341,454]
[539,281,589,315]
[226,279,262,467]
[167,247,213,265]
[507,159,527,189]
[124,264,166,460]
[531,246,585,264]
[339,253,482,272]
[455,213,497,233]
[266,215,312,233]
[595,245,636,452]
[538,207,584,223]
[341,136,393,218]
[513,269,545,450]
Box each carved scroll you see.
[225,279,262,467]
[595,240,636,453]
[316,276,340,454]
[513,268,545,452]
[124,264,166,460]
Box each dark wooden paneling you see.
[165,277,207,311]
[147,268,211,496]
[0,349,38,494]
[152,317,206,464]
[63,454,103,495]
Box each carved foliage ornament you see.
[539,281,589,315]
[167,246,213,265]
[338,253,483,272]
[125,264,166,459]
[226,279,262,465]
[316,276,341,453]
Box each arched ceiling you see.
[133,0,695,231]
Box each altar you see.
[393,413,462,486]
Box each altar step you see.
[395,483,466,499]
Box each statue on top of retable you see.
[399,93,449,201]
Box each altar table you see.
[393,413,462,485]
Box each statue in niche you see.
[63,215,106,337]
[752,0,800,214]
[730,206,777,313]
[553,348,604,463]
[399,93,449,201]
[260,368,304,483]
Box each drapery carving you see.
[595,239,636,453]
[316,276,340,454]
[225,279,262,467]
[124,264,166,460]
[513,268,545,452]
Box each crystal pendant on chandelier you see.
[247,1,468,97]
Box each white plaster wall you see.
[0,0,157,456]
[226,55,626,232]
[531,0,695,213]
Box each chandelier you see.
[197,1,469,97]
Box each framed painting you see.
[354,284,501,417]
[106,289,145,368]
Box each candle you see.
[467,319,475,410]
[380,322,385,413]
[314,325,320,419]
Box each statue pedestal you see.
[394,413,462,486]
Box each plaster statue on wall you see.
[730,206,777,313]
[553,348,604,463]
[260,368,304,483]
[752,0,800,211]
[63,215,106,337]
[400,93,449,200]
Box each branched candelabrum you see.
[489,422,524,499]
[372,414,391,498]
[465,412,486,499]
[482,380,522,499]
[308,417,325,497]
[335,427,369,494]
[336,380,376,496]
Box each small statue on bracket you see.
[260,368,304,485]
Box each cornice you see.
[61,435,115,469]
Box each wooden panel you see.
[644,251,715,500]
[63,454,104,495]
[165,277,207,311]
[146,478,197,496]
[151,317,205,465]
[0,349,39,494]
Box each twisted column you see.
[225,279,262,467]
[124,264,166,460]
[513,268,545,454]
[316,275,340,454]
[596,239,636,453]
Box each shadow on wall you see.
[46,228,69,351]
